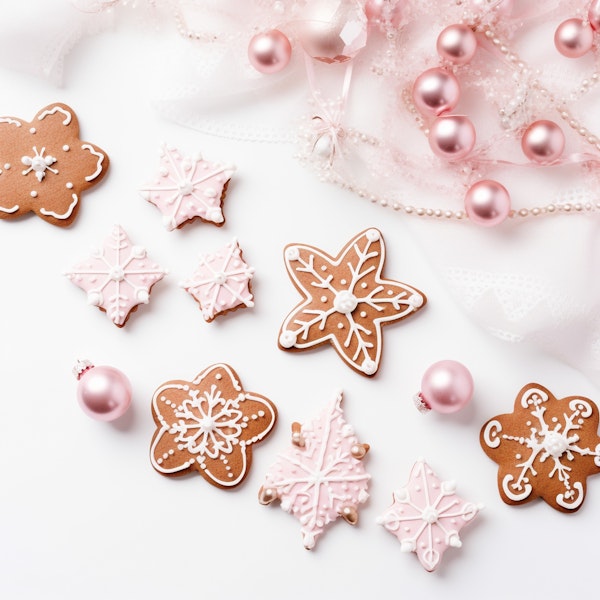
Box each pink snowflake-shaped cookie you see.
[139,144,236,231]
[278,228,426,377]
[65,225,167,327]
[377,459,483,572]
[258,391,371,549]
[180,238,254,322]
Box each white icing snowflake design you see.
[65,225,167,327]
[151,363,277,489]
[278,228,426,376]
[377,459,482,572]
[481,383,600,512]
[259,391,371,549]
[21,146,58,182]
[140,144,236,231]
[180,238,254,322]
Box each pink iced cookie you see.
[259,391,371,550]
[65,224,167,327]
[377,459,483,572]
[180,238,254,322]
[140,144,236,231]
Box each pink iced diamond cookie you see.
[180,238,254,322]
[65,225,167,327]
[377,459,483,572]
[258,391,371,550]
[140,144,236,231]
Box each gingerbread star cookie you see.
[278,228,426,376]
[0,103,108,226]
[140,144,235,231]
[65,225,167,327]
[259,391,371,549]
[480,383,600,512]
[377,459,482,572]
[180,238,254,322]
[150,364,277,489]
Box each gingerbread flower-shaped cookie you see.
[480,383,600,512]
[377,459,482,572]
[151,364,277,489]
[278,228,426,376]
[259,391,371,549]
[140,144,235,231]
[0,103,108,226]
[65,225,167,327]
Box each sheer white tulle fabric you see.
[4,0,600,387]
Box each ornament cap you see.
[73,359,94,380]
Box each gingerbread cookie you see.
[377,459,482,572]
[140,144,235,231]
[0,103,108,226]
[65,225,167,327]
[150,363,277,489]
[480,383,600,512]
[258,391,371,549]
[180,238,254,322]
[278,228,426,376]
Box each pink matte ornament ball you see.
[521,120,565,164]
[464,180,511,227]
[416,360,474,414]
[412,68,461,116]
[248,29,292,74]
[75,360,132,422]
[428,114,476,160]
[436,24,478,65]
[554,18,594,58]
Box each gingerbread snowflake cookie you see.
[377,459,482,572]
[0,103,108,226]
[140,144,235,231]
[150,363,277,489]
[278,228,426,376]
[180,238,254,322]
[65,225,167,327]
[480,383,600,512]
[259,391,371,549]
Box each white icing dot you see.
[63,145,70,151]
[168,449,174,455]
[366,229,380,241]
[361,282,367,288]
[162,453,168,459]
[29,127,36,134]
[30,191,37,197]
[279,329,297,348]
[285,247,300,261]
[361,358,377,375]
[251,414,258,420]
[337,323,344,329]
[258,410,265,417]
[321,265,327,271]
[4,163,10,170]
[408,294,424,308]
[340,279,347,285]
[320,296,327,302]
[360,311,367,318]
[157,458,163,465]
[216,373,222,380]
[228,473,233,478]
[131,245,146,259]
[66,182,73,189]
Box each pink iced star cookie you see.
[65,225,167,327]
[258,391,371,549]
[180,238,254,322]
[140,144,236,231]
[278,228,426,377]
[377,459,483,572]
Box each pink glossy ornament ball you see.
[428,114,476,160]
[521,120,565,164]
[75,360,132,422]
[248,29,292,74]
[412,68,461,116]
[416,360,474,414]
[464,179,511,227]
[365,0,404,29]
[436,24,478,65]
[554,18,594,58]
[590,0,600,31]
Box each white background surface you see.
[1,8,599,600]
